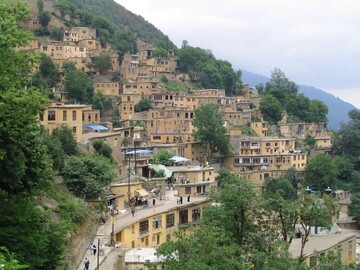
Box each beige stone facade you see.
[40,101,100,142]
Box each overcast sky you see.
[115,0,360,108]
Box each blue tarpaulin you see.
[125,149,153,155]
[84,125,109,131]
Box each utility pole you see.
[110,199,115,246]
[128,150,131,205]
[97,238,100,269]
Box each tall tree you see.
[64,67,92,103]
[192,103,231,158]
[305,155,338,190]
[32,54,58,91]
[52,124,78,156]
[95,52,112,75]
[259,94,283,124]
[61,154,116,196]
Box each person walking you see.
[92,243,97,256]
[84,258,90,270]
[152,198,156,206]
[131,208,135,217]
[180,197,183,204]
[187,194,191,202]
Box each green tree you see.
[75,10,94,26]
[267,68,298,96]
[134,98,152,112]
[152,150,173,166]
[332,109,360,157]
[259,94,283,124]
[349,192,360,228]
[92,139,113,159]
[192,104,231,158]
[61,154,116,196]
[41,128,65,171]
[309,100,328,123]
[111,116,122,128]
[285,93,311,122]
[38,11,51,27]
[303,135,316,150]
[0,191,66,269]
[52,124,78,156]
[112,30,137,61]
[305,154,338,190]
[153,48,169,58]
[32,54,58,91]
[37,0,44,13]
[54,0,76,19]
[92,93,113,116]
[95,52,112,75]
[264,177,297,201]
[64,67,92,103]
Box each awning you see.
[169,156,190,163]
[125,149,153,155]
[148,164,173,178]
[135,188,149,197]
[84,125,109,131]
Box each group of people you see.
[177,195,191,204]
[89,243,105,256]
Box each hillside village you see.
[5,2,360,269]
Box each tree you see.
[95,52,112,75]
[64,67,92,103]
[308,100,328,123]
[37,0,44,13]
[52,124,78,156]
[111,116,122,128]
[42,128,65,171]
[153,48,169,58]
[54,0,76,19]
[32,54,58,91]
[152,150,173,166]
[192,104,231,158]
[349,192,360,228]
[332,109,360,157]
[259,94,283,124]
[112,30,137,61]
[92,140,113,160]
[268,68,298,96]
[0,191,66,269]
[61,154,116,196]
[305,155,338,190]
[134,98,152,112]
[303,135,316,150]
[264,177,297,201]
[92,93,113,117]
[38,11,51,27]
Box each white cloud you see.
[116,0,360,107]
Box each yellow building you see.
[289,233,356,267]
[63,27,96,42]
[223,137,307,187]
[94,81,120,96]
[40,101,100,142]
[115,199,211,248]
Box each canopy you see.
[135,188,149,197]
[169,156,190,163]
[125,149,153,155]
[148,164,173,178]
[83,125,109,131]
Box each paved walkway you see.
[77,188,208,270]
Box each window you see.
[192,208,201,222]
[166,214,175,228]
[185,187,191,194]
[309,256,317,267]
[196,186,202,193]
[243,158,250,164]
[179,210,188,224]
[276,156,282,163]
[48,110,56,121]
[72,127,76,134]
[153,136,161,140]
[72,110,76,121]
[63,111,67,121]
[152,216,162,229]
[139,220,149,235]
